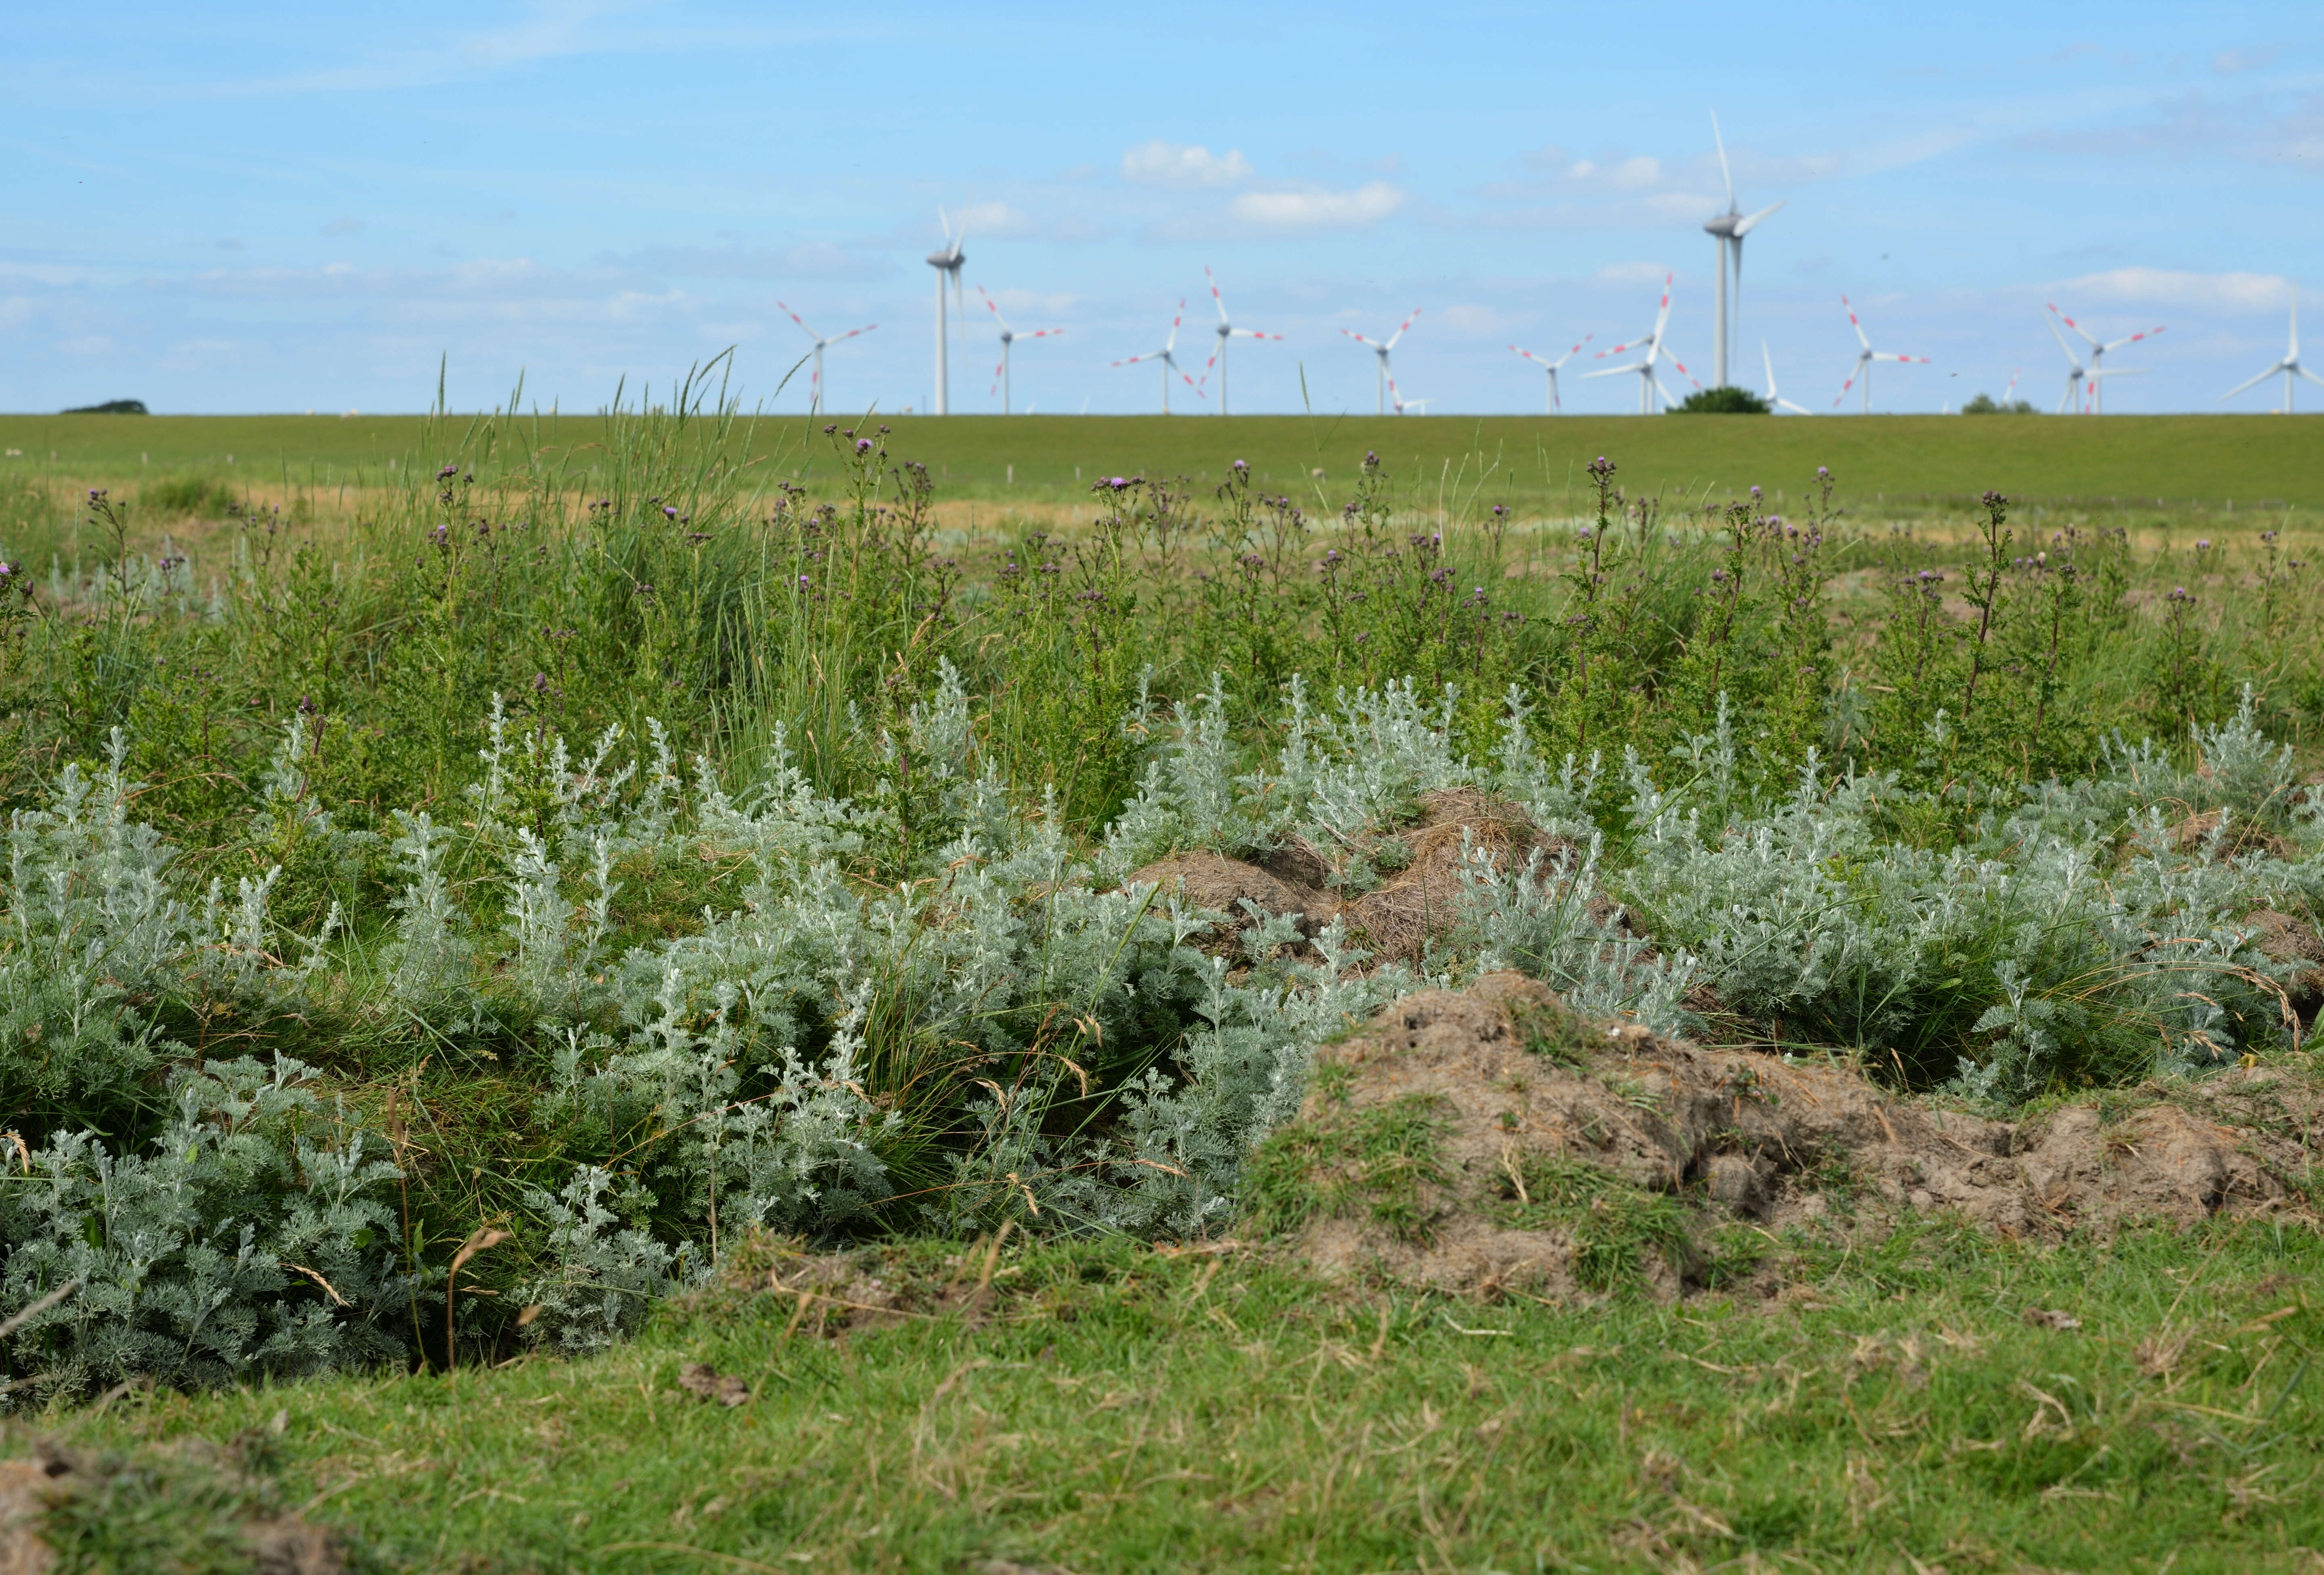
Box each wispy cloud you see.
[321,216,363,237]
[174,3,864,99]
[1121,140,1252,187]
[2018,88,2324,166]
[949,201,1035,239]
[2062,267,2292,311]
[1226,181,1403,230]
[1596,261,1670,285]
[596,242,894,283]
[2213,45,2281,76]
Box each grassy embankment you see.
[2,392,2322,1572]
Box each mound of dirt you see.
[1125,850,1334,949]
[1127,789,1569,967]
[1339,790,1557,967]
[1260,974,2321,1301]
[2245,908,2324,1020]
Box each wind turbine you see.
[1761,340,1810,415]
[1509,335,1591,413]
[1112,300,1204,414]
[1832,295,1930,413]
[1200,267,1282,416]
[925,208,967,415]
[776,303,876,416]
[1341,309,1421,415]
[2040,313,2141,413]
[1388,374,1430,415]
[2003,367,2022,405]
[2046,304,2163,414]
[1583,273,1699,414]
[2218,287,2321,413]
[976,287,1059,416]
[1702,113,1786,390]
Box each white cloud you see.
[1121,140,1253,187]
[2064,268,2291,311]
[1596,260,1669,285]
[1606,155,1661,190]
[2212,45,2280,76]
[1226,181,1403,230]
[950,200,1033,238]
[1442,303,1520,335]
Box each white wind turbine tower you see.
[1833,295,1930,413]
[2217,287,2320,413]
[1584,273,1699,414]
[976,287,1060,416]
[1112,300,1204,414]
[1509,335,1591,413]
[925,208,967,415]
[1761,341,1810,414]
[1341,309,1421,415]
[1200,267,1282,416]
[777,303,876,416]
[1703,113,1785,390]
[2046,303,2164,414]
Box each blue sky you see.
[4,2,2319,416]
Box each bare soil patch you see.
[1257,974,2322,1301]
[1128,788,1568,967]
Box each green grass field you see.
[8,411,2324,516]
[31,1216,2324,1573]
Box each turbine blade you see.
[2046,302,2100,350]
[1206,266,1230,324]
[2297,365,2324,387]
[2218,365,2276,400]
[1762,338,1778,397]
[1511,344,1541,364]
[776,300,819,340]
[1733,199,1785,236]
[976,285,1012,333]
[841,324,876,340]
[2043,312,2080,365]
[1778,398,1811,415]
[1386,308,1421,348]
[1842,295,1871,352]
[1653,273,1673,341]
[1711,110,1735,208]
[1580,363,1643,380]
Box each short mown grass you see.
[23,1214,2324,1573]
